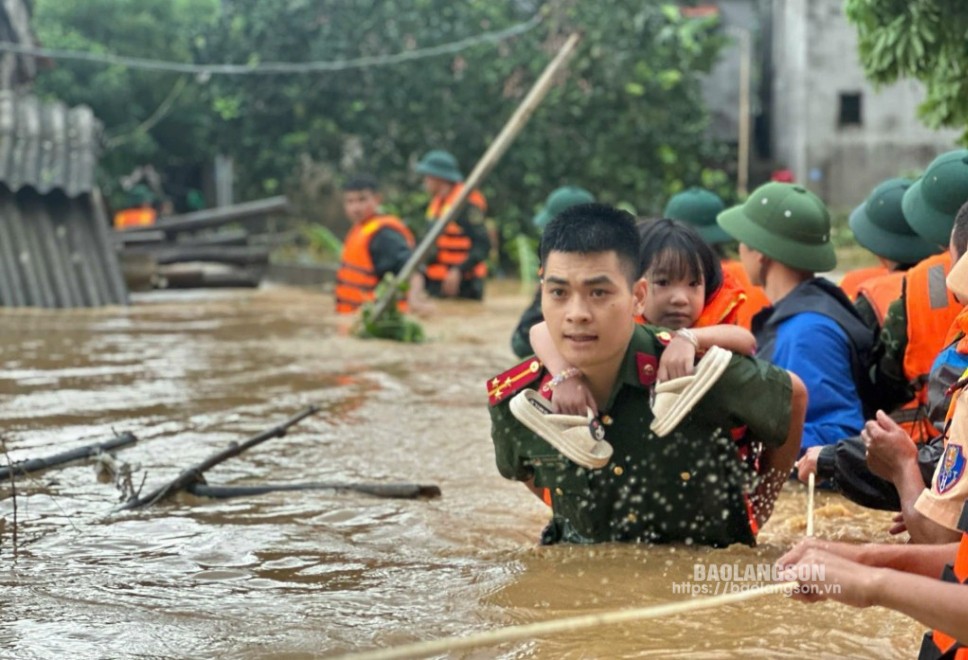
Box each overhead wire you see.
[0,13,542,76]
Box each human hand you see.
[888,512,907,536]
[551,375,597,416]
[796,447,822,484]
[863,410,916,482]
[657,335,696,381]
[441,267,461,297]
[779,548,880,608]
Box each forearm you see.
[857,541,958,577]
[530,322,573,374]
[755,373,806,522]
[690,325,757,356]
[870,570,968,643]
[895,462,960,544]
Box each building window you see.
[838,93,862,127]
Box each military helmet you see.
[663,187,729,245]
[415,149,463,182]
[849,178,940,265]
[533,186,595,231]
[902,149,968,247]
[716,182,836,272]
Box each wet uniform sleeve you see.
[915,385,968,531]
[369,227,413,279]
[867,295,914,411]
[455,204,491,274]
[489,401,542,481]
[705,355,793,448]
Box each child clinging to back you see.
[531,217,758,414]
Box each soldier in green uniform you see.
[487,203,807,547]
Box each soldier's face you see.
[343,190,380,223]
[540,250,645,374]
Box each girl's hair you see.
[636,218,723,302]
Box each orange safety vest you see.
[839,265,890,301]
[722,260,770,330]
[856,271,905,326]
[113,206,157,229]
[920,503,968,659]
[334,215,415,315]
[424,183,488,282]
[905,253,963,395]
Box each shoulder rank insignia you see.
[487,358,544,406]
[936,444,966,494]
[655,330,673,346]
[636,352,658,386]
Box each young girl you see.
[531,218,758,414]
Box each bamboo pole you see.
[333,581,799,660]
[116,406,318,511]
[367,32,582,323]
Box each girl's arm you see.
[657,324,757,381]
[690,324,757,355]
[528,321,597,414]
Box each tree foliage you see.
[32,0,219,206]
[31,1,734,262]
[845,0,968,141]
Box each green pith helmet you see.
[902,149,968,247]
[533,186,595,231]
[415,149,463,182]
[716,182,836,272]
[849,178,940,265]
[663,187,730,245]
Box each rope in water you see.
[331,580,800,660]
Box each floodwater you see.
[0,283,922,659]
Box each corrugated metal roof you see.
[0,187,128,307]
[0,91,101,197]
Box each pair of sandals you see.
[510,346,732,469]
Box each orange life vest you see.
[904,252,963,401]
[920,502,968,659]
[334,215,415,314]
[721,260,770,330]
[113,206,157,229]
[839,265,890,301]
[856,271,905,326]
[424,183,488,282]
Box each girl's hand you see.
[657,335,696,382]
[551,376,597,415]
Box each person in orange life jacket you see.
[334,174,430,315]
[663,187,770,331]
[716,182,874,454]
[529,217,757,415]
[843,178,940,320]
[414,150,491,301]
[511,186,596,358]
[796,200,968,509]
[777,323,968,657]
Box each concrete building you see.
[768,0,960,209]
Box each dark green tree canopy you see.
[845,0,968,141]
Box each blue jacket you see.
[754,278,874,451]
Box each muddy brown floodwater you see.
[0,282,922,659]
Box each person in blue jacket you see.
[717,182,874,453]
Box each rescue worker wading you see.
[334,174,419,315]
[415,150,491,301]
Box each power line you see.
[0,14,542,76]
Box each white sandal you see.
[509,389,613,469]
[650,345,732,437]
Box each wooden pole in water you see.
[333,580,799,660]
[116,406,319,511]
[367,32,582,323]
[806,472,815,537]
[186,481,441,500]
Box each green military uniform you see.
[488,325,794,547]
